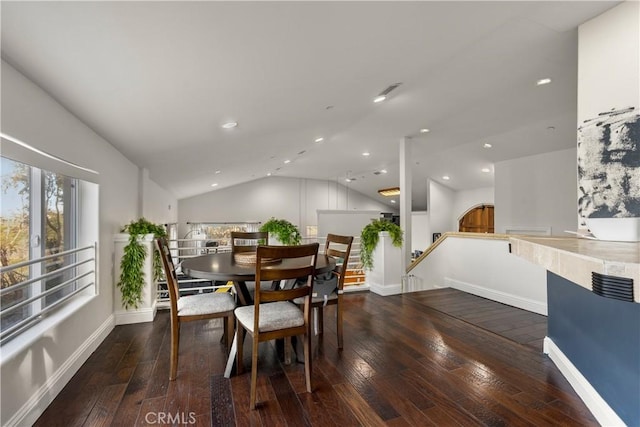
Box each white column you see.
[577,1,640,241]
[400,137,412,269]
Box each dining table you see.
[180,251,336,377]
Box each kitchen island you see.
[510,236,639,426]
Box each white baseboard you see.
[369,282,402,296]
[444,278,547,315]
[544,337,625,427]
[115,301,157,325]
[6,314,115,427]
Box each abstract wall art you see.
[577,107,640,220]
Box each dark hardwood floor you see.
[410,288,548,351]
[35,289,598,426]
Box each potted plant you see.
[259,217,302,245]
[117,217,167,309]
[360,219,403,270]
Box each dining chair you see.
[156,238,236,381]
[234,243,319,409]
[231,231,270,303]
[309,234,353,349]
[230,231,268,253]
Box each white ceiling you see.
[1,1,619,210]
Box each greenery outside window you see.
[0,144,97,345]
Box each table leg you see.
[224,333,237,378]
[233,281,253,306]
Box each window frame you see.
[0,134,99,351]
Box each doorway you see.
[459,205,494,233]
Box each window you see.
[0,138,98,345]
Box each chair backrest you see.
[253,243,319,306]
[230,231,269,253]
[156,237,180,314]
[324,234,354,291]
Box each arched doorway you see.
[459,204,494,233]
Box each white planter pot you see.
[366,231,403,296]
[113,233,157,325]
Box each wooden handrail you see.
[407,232,512,273]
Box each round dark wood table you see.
[181,251,335,305]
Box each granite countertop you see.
[509,236,639,303]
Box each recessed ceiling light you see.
[390,200,396,204]
[284,159,291,164]
[483,143,492,148]
[267,172,272,177]
[380,169,387,174]
[442,175,450,180]
[345,178,353,183]
[373,95,386,103]
[536,78,552,86]
[420,128,430,133]
[215,170,222,174]
[221,121,238,129]
[481,167,491,173]
[362,152,370,157]
[315,137,324,143]
[211,183,219,187]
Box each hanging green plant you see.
[360,219,403,270]
[259,217,302,245]
[117,218,167,309]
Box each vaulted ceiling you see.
[1,1,619,210]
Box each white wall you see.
[411,211,429,251]
[428,179,455,236]
[495,148,578,236]
[142,168,178,225]
[408,236,547,315]
[178,176,395,237]
[317,210,381,240]
[1,61,140,425]
[452,187,495,230]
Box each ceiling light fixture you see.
[284,159,291,164]
[536,78,552,86]
[442,176,450,180]
[315,137,324,143]
[211,183,219,187]
[378,187,401,196]
[420,128,430,133]
[481,167,491,173]
[215,170,222,174]
[221,121,238,129]
[390,200,396,204]
[267,172,272,177]
[362,152,370,157]
[483,143,492,148]
[345,178,354,183]
[373,82,402,104]
[380,169,387,174]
